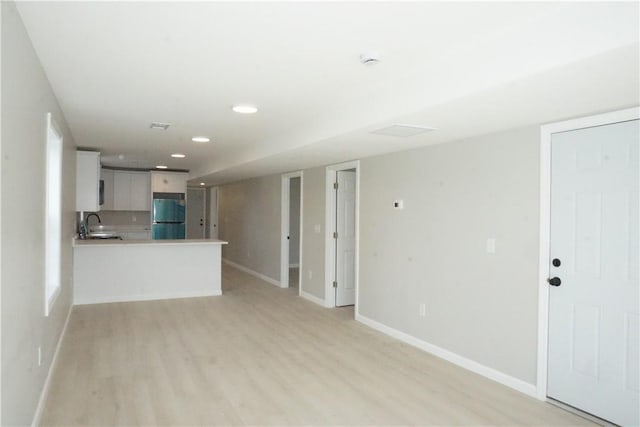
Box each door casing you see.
[280,171,303,290]
[536,106,640,400]
[324,160,360,309]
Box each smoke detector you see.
[360,51,381,65]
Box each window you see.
[45,113,63,316]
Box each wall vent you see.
[150,122,171,130]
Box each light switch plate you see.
[486,238,496,254]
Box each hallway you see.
[40,264,592,426]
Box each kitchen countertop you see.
[74,238,228,247]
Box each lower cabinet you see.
[120,230,152,240]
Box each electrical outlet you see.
[37,346,42,366]
[419,303,426,317]
[308,270,313,279]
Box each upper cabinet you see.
[151,171,188,194]
[105,170,150,211]
[114,171,150,211]
[76,151,100,212]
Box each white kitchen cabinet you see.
[130,173,150,210]
[100,169,114,210]
[113,171,150,211]
[151,171,188,194]
[76,151,100,212]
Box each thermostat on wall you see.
[393,200,404,210]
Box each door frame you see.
[324,160,360,309]
[208,186,218,239]
[536,106,639,400]
[280,171,303,290]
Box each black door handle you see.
[547,277,562,287]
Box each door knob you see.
[547,277,562,287]
[552,258,561,267]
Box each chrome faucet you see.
[84,213,101,232]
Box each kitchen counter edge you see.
[74,238,228,247]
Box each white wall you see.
[358,126,540,385]
[218,175,281,281]
[1,2,76,424]
[288,177,300,265]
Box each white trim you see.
[324,160,360,309]
[74,289,222,305]
[299,290,325,307]
[280,171,303,289]
[289,263,299,268]
[31,304,73,427]
[223,258,281,287]
[356,313,537,398]
[536,106,640,401]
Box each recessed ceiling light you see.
[199,182,205,186]
[171,153,186,158]
[155,165,168,169]
[150,122,171,130]
[192,136,210,143]
[232,105,258,114]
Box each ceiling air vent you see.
[371,124,435,138]
[150,122,171,130]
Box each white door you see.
[335,171,356,306]
[209,187,218,239]
[186,188,206,239]
[548,119,639,426]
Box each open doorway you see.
[325,161,359,309]
[280,171,303,290]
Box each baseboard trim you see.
[299,290,325,306]
[31,304,73,427]
[355,313,537,398]
[74,290,222,306]
[222,258,280,287]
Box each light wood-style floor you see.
[41,264,594,426]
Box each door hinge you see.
[333,281,338,288]
[333,182,338,190]
[333,231,338,239]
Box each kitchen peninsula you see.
[73,239,227,305]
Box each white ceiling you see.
[16,1,640,186]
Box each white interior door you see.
[186,188,206,239]
[335,171,356,306]
[548,119,639,426]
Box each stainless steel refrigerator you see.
[152,196,186,239]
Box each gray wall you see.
[288,177,300,265]
[299,167,326,299]
[358,126,540,384]
[1,2,77,424]
[218,174,282,281]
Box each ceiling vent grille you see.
[150,122,171,130]
[371,124,435,137]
